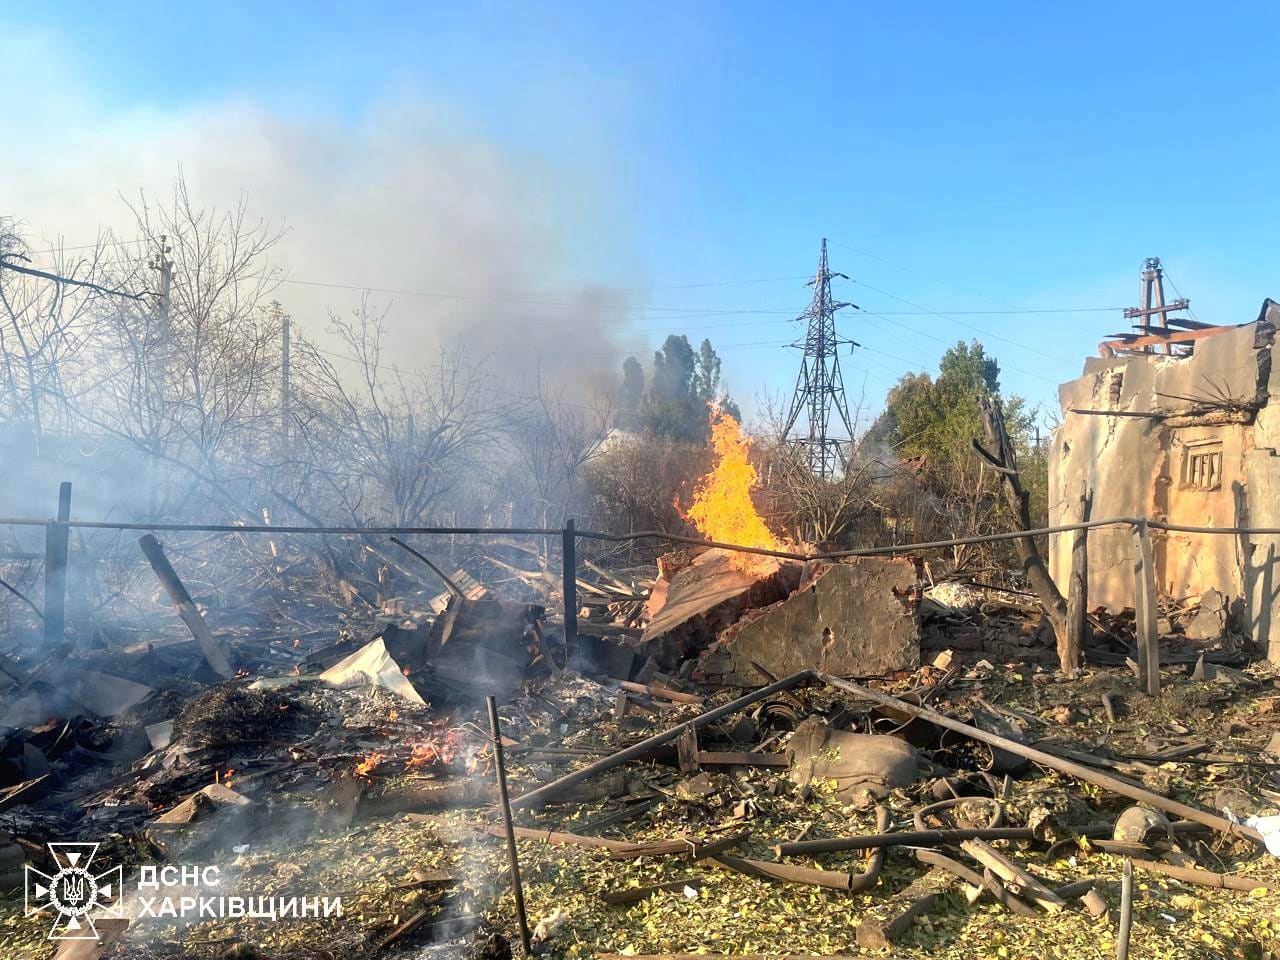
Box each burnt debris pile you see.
[0,528,1278,959]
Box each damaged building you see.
[1049,295,1280,662]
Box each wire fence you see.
[5,500,1279,702]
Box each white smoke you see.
[0,22,643,396]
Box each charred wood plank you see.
[618,680,702,704]
[137,534,234,678]
[696,751,789,768]
[960,839,1067,912]
[856,890,940,950]
[601,877,702,905]
[913,849,1037,917]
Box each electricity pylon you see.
[781,238,859,478]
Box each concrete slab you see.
[697,557,920,683]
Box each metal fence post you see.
[1132,519,1160,697]
[43,481,71,647]
[562,518,577,648]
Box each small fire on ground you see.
[354,726,491,778]
[679,406,783,572]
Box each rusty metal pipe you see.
[775,826,1031,858]
[486,697,532,956]
[848,806,891,893]
[710,808,889,893]
[816,672,1264,846]
[509,671,814,809]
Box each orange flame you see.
[355,751,386,777]
[685,408,780,571]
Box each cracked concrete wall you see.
[1049,315,1280,662]
[1244,320,1280,662]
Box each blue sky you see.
[6,2,1280,427]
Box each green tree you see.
[694,338,721,401]
[872,340,1043,562]
[616,355,644,431]
[883,340,1002,468]
[616,335,737,443]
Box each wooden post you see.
[137,534,235,678]
[562,518,577,649]
[1064,490,1091,675]
[42,482,71,648]
[1132,520,1160,697]
[676,722,700,773]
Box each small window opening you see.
[1181,441,1223,491]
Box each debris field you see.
[1,527,1278,960]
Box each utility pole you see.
[147,236,173,521]
[1124,257,1190,355]
[149,235,173,327]
[272,301,291,445]
[781,239,860,479]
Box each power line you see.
[826,238,1013,307]
[848,278,1078,367]
[18,245,1127,323]
[856,309,1064,385]
[1161,268,1202,325]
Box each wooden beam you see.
[696,751,789,768]
[1065,491,1090,676]
[137,535,235,678]
[1127,321,1209,334]
[1123,298,1190,319]
[43,482,71,648]
[1131,521,1160,698]
[1103,325,1237,350]
[1069,409,1164,419]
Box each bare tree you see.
[755,392,884,547]
[973,394,1073,672]
[764,441,884,546]
[296,298,510,526]
[0,222,117,455]
[502,371,612,528]
[81,178,285,518]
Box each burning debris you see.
[678,408,783,572]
